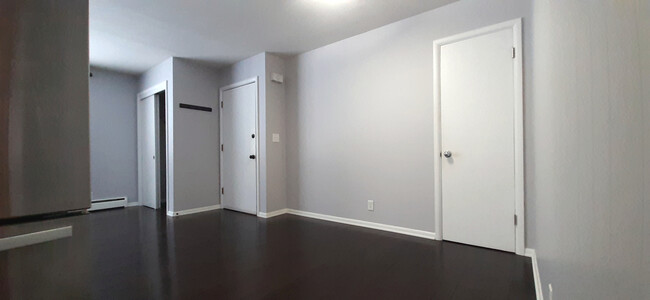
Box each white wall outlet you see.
[548,283,553,300]
[272,133,280,143]
[367,200,374,211]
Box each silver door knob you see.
[443,151,452,158]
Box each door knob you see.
[443,151,452,158]
[249,155,256,159]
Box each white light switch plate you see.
[368,200,374,211]
[272,133,280,143]
[271,73,284,83]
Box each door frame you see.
[433,18,524,255]
[137,81,172,214]
[218,77,260,215]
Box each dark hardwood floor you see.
[0,207,535,299]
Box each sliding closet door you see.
[138,95,158,209]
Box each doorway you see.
[433,19,524,254]
[219,78,259,215]
[137,82,169,211]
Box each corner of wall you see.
[264,53,288,212]
[215,53,290,213]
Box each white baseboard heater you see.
[89,197,128,212]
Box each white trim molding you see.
[525,248,543,300]
[127,201,142,207]
[167,204,222,217]
[286,209,436,240]
[137,80,173,212]
[252,208,436,239]
[257,209,289,218]
[89,197,128,212]
[433,18,525,255]
[0,226,72,252]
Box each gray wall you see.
[528,1,649,299]
[285,0,649,298]
[642,3,650,297]
[286,0,532,232]
[89,67,138,204]
[265,54,288,212]
[139,58,222,213]
[0,0,90,218]
[139,58,173,93]
[172,58,221,211]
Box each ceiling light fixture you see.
[311,0,353,5]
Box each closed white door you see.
[138,95,158,209]
[220,81,257,215]
[440,28,516,252]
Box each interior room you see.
[1,0,649,299]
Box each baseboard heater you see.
[89,197,128,212]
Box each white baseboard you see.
[126,201,141,207]
[0,226,72,252]
[285,209,436,240]
[88,197,128,211]
[257,208,289,218]
[167,204,221,217]
[525,248,543,300]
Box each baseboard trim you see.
[0,226,72,252]
[126,201,141,207]
[89,197,128,211]
[257,209,289,218]
[525,248,543,300]
[285,209,436,240]
[167,204,221,217]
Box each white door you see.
[220,81,257,215]
[138,95,158,209]
[440,27,516,252]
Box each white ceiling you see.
[90,0,456,74]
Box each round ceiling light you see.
[311,0,353,5]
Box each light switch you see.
[272,133,280,143]
[271,73,284,83]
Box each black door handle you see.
[249,155,256,159]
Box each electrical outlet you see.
[548,284,553,300]
[367,200,374,211]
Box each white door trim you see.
[433,18,525,255]
[219,77,260,215]
[137,81,173,215]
